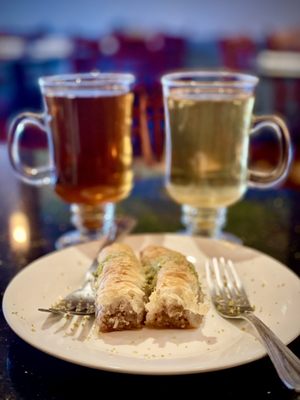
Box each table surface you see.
[0,145,299,400]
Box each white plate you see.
[3,234,300,375]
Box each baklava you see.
[141,245,207,329]
[95,243,146,332]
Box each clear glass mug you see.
[161,70,292,240]
[8,72,135,248]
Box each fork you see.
[38,216,136,316]
[205,257,300,392]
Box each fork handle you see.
[84,216,137,282]
[242,311,300,392]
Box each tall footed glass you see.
[161,71,292,240]
[8,72,135,248]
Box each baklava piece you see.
[95,243,146,332]
[141,245,208,329]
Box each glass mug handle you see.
[8,112,56,186]
[248,115,292,188]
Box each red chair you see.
[267,29,300,52]
[71,37,101,72]
[107,32,186,163]
[219,36,257,70]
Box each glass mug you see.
[161,70,292,240]
[8,72,135,248]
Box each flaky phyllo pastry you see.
[141,246,208,329]
[94,243,208,332]
[95,243,146,332]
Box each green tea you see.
[165,89,254,207]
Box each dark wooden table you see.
[0,144,299,400]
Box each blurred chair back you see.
[100,32,186,164]
[219,36,257,70]
[0,34,27,141]
[71,37,100,72]
[256,29,300,188]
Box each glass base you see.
[181,205,227,237]
[55,228,111,249]
[217,231,242,244]
[177,227,242,244]
[55,202,136,250]
[55,215,137,249]
[181,205,242,244]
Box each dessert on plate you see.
[95,243,146,332]
[94,243,208,332]
[141,245,208,329]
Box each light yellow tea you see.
[165,88,254,208]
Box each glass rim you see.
[161,70,259,88]
[39,72,135,88]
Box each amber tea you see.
[45,91,134,205]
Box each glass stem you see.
[70,203,116,239]
[181,205,227,238]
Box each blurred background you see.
[1,0,300,186]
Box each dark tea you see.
[45,91,134,205]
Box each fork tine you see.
[221,258,240,299]
[75,301,84,312]
[212,257,228,299]
[227,259,243,290]
[205,258,226,299]
[69,310,94,316]
[38,307,94,316]
[213,257,237,300]
[226,259,252,306]
[205,259,216,296]
[38,308,67,315]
